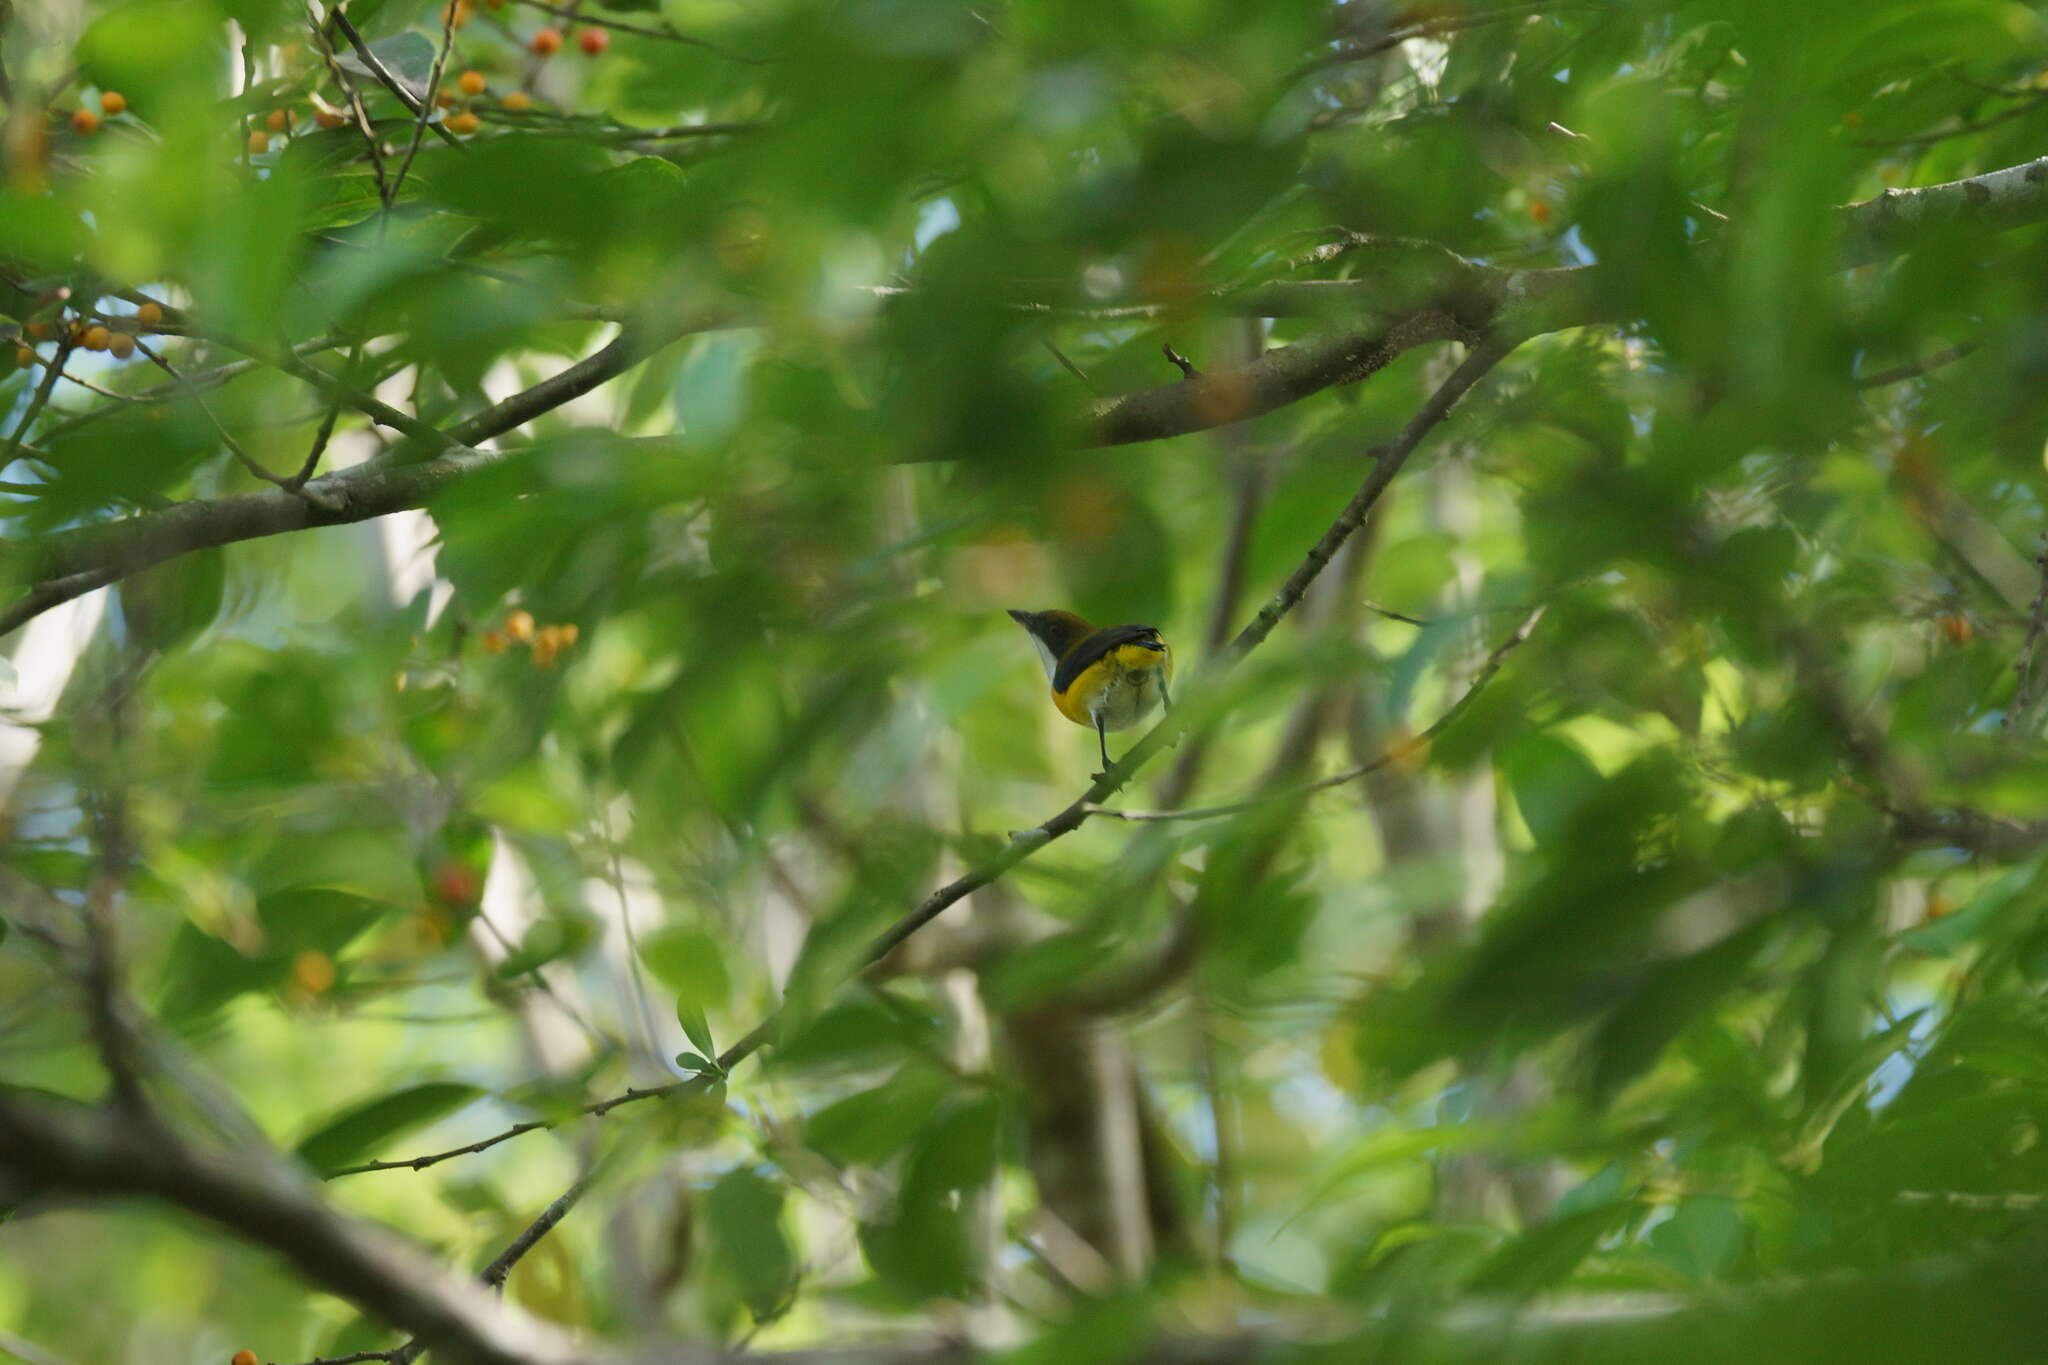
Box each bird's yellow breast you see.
[1051,642,1172,730]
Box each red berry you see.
[432,862,482,908]
[578,27,609,55]
[530,27,563,55]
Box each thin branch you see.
[132,338,338,508]
[382,1171,601,1365]
[290,340,359,487]
[1041,338,1095,392]
[1220,335,1517,664]
[387,0,460,206]
[1087,604,1544,822]
[1297,1,1587,78]
[505,0,767,61]
[307,1,390,204]
[1853,340,1982,389]
[2009,534,2048,736]
[4,335,74,462]
[1854,92,2048,148]
[328,9,461,146]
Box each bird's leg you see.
[1095,715,1113,780]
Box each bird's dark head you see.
[1009,608,1097,682]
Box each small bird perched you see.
[1008,608,1173,775]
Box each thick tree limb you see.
[0,1091,581,1365]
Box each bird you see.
[1008,608,1173,776]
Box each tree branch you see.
[1088,603,1544,822]
[0,1091,580,1365]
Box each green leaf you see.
[705,1168,796,1320]
[803,1065,951,1168]
[293,1082,486,1176]
[676,1000,717,1062]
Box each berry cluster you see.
[479,608,581,666]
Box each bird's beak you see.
[1007,609,1032,626]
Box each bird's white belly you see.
[1090,668,1163,731]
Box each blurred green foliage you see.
[3,0,2048,1361]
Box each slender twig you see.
[387,0,459,210]
[132,339,338,508]
[1855,93,2048,149]
[1162,342,1200,377]
[1296,0,1586,79]
[2006,535,2048,735]
[1362,600,1432,626]
[1222,335,1516,664]
[582,120,768,143]
[37,334,350,443]
[1086,604,1544,822]
[1042,338,1095,391]
[482,1172,598,1289]
[505,0,766,61]
[4,335,74,462]
[328,9,461,146]
[1854,340,1982,389]
[380,1171,600,1365]
[290,339,362,487]
[307,1,390,204]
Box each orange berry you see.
[1528,198,1552,224]
[136,301,164,330]
[443,0,474,25]
[532,636,560,668]
[314,106,346,129]
[107,332,135,359]
[69,108,99,135]
[291,949,335,994]
[99,90,127,115]
[501,91,534,111]
[530,27,563,55]
[480,628,509,653]
[504,608,536,642]
[1939,613,1974,646]
[14,346,33,368]
[26,320,52,341]
[446,111,482,136]
[578,27,609,55]
[458,69,488,96]
[248,129,270,154]
[81,325,109,352]
[435,88,459,108]
[557,622,579,646]
[232,1352,259,1365]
